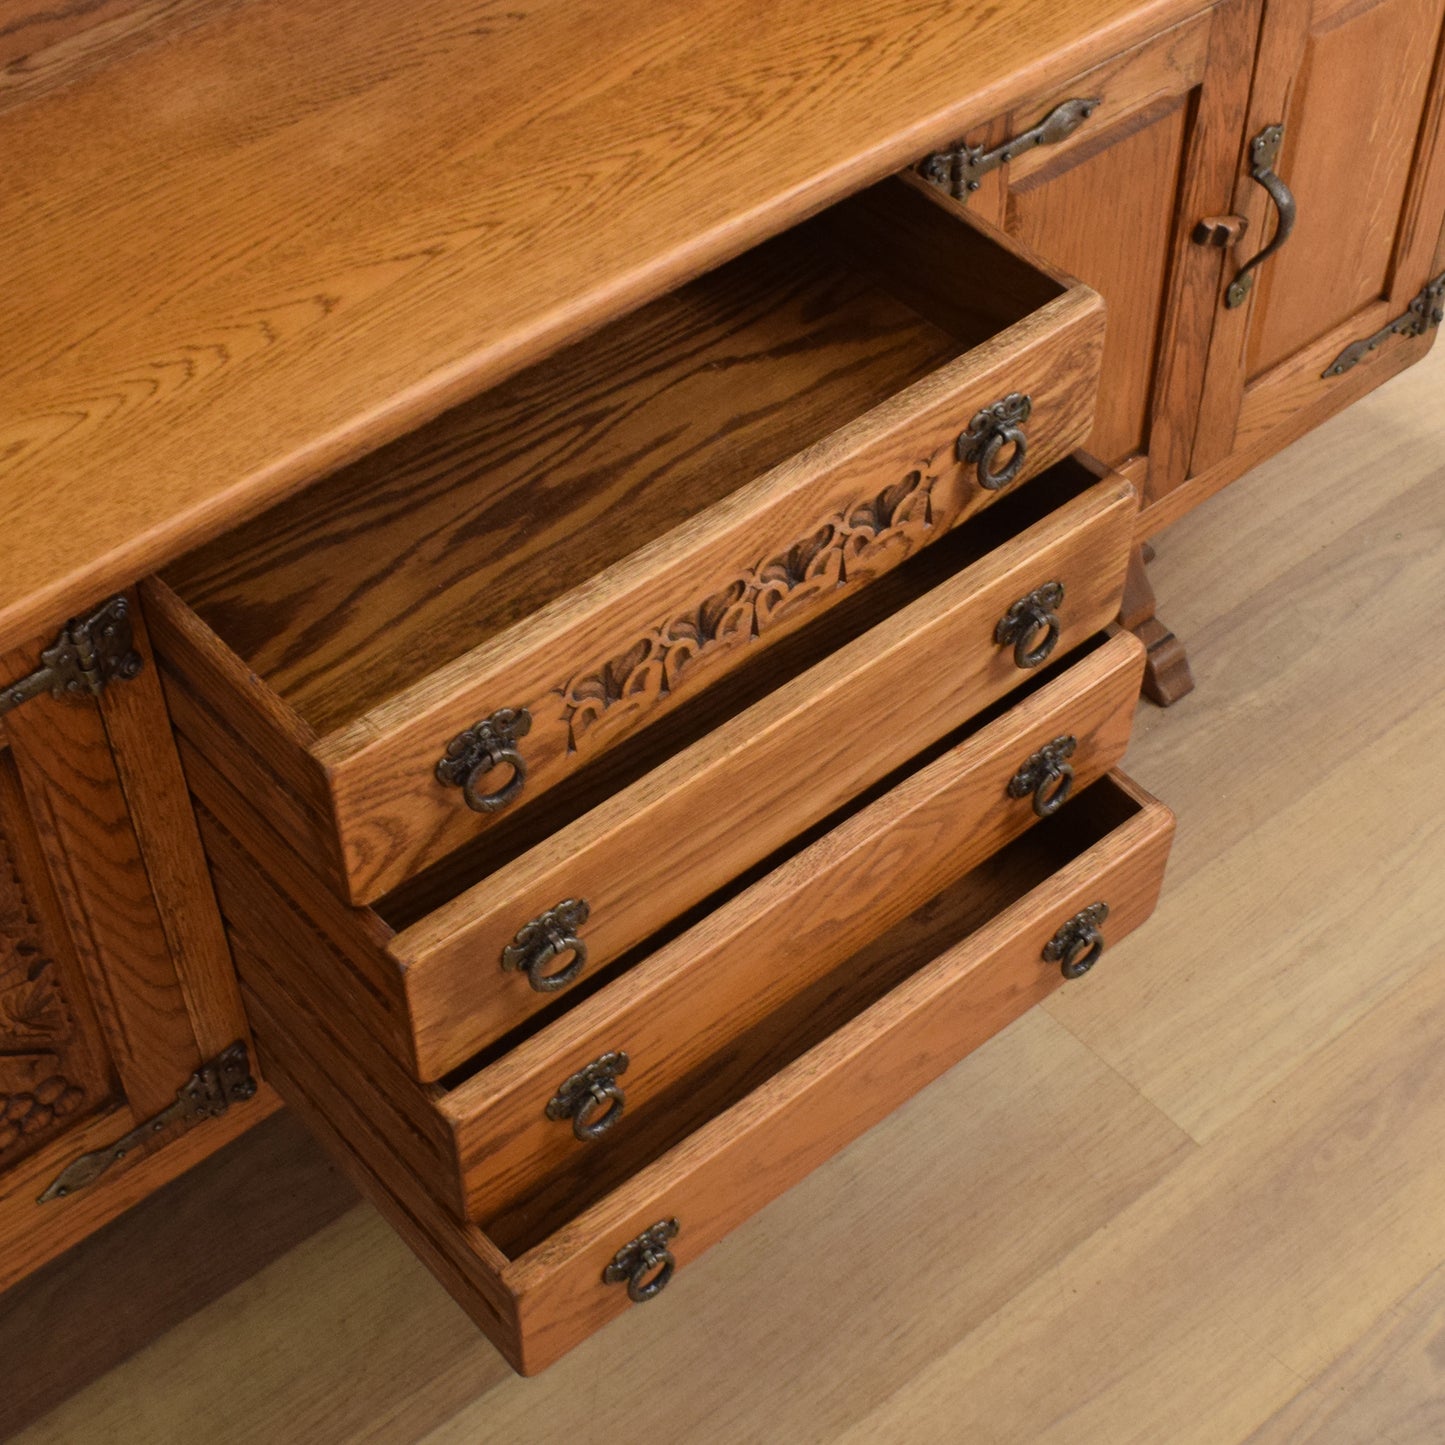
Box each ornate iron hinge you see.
[0,594,144,718]
[918,97,1100,202]
[1322,271,1445,377]
[38,1042,257,1203]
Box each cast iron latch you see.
[918,97,1101,202]
[38,1042,257,1202]
[0,594,143,718]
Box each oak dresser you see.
[2,0,1442,1375]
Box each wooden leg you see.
[1119,544,1195,706]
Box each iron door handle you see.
[1226,124,1296,308]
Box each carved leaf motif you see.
[0,786,96,1161]
[557,466,940,751]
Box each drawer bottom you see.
[242,770,1173,1374]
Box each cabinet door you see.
[924,1,1259,507]
[1191,0,1445,476]
[0,592,268,1293]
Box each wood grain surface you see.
[438,636,1146,1234]
[185,465,1138,1081]
[239,770,1174,1373]
[222,634,1144,1226]
[11,343,1445,1439]
[0,591,264,1299]
[0,0,1202,654]
[152,180,1106,904]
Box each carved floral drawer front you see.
[148,174,1105,908]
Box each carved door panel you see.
[0,749,113,1167]
[923,0,1260,509]
[0,591,261,1293]
[1191,0,1445,474]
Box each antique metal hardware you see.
[501,897,591,993]
[38,1042,256,1203]
[918,98,1101,201]
[995,582,1065,670]
[1226,123,1296,308]
[546,1050,629,1141]
[1043,902,1110,979]
[957,393,1032,491]
[1192,214,1249,248]
[603,1218,680,1303]
[1008,735,1077,818]
[1322,271,1445,377]
[435,707,531,813]
[0,594,143,719]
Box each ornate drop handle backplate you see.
[501,898,591,993]
[603,1219,680,1303]
[957,393,1032,491]
[1043,902,1110,979]
[996,582,1065,670]
[435,707,531,813]
[1008,735,1077,818]
[547,1050,629,1141]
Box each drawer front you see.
[152,178,1106,908]
[196,468,1137,1083]
[441,633,1146,1226]
[506,772,1173,1373]
[240,771,1174,1375]
[226,634,1144,1223]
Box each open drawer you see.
[180,459,1137,1081]
[145,174,1105,906]
[210,629,1146,1223]
[240,770,1174,1375]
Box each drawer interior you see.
[373,455,1112,925]
[446,768,1143,1257]
[160,191,1065,740]
[242,767,1171,1372]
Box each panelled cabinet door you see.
[1192,0,1445,474]
[0,592,266,1294]
[0,750,115,1170]
[919,0,1260,507]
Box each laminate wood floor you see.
[8,343,1445,1444]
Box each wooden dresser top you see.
[0,0,1202,651]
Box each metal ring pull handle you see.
[546,1051,629,1141]
[501,898,591,993]
[957,393,1032,490]
[1226,124,1296,308]
[995,582,1065,669]
[1008,735,1077,818]
[435,707,532,813]
[1043,902,1110,979]
[604,1219,680,1303]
